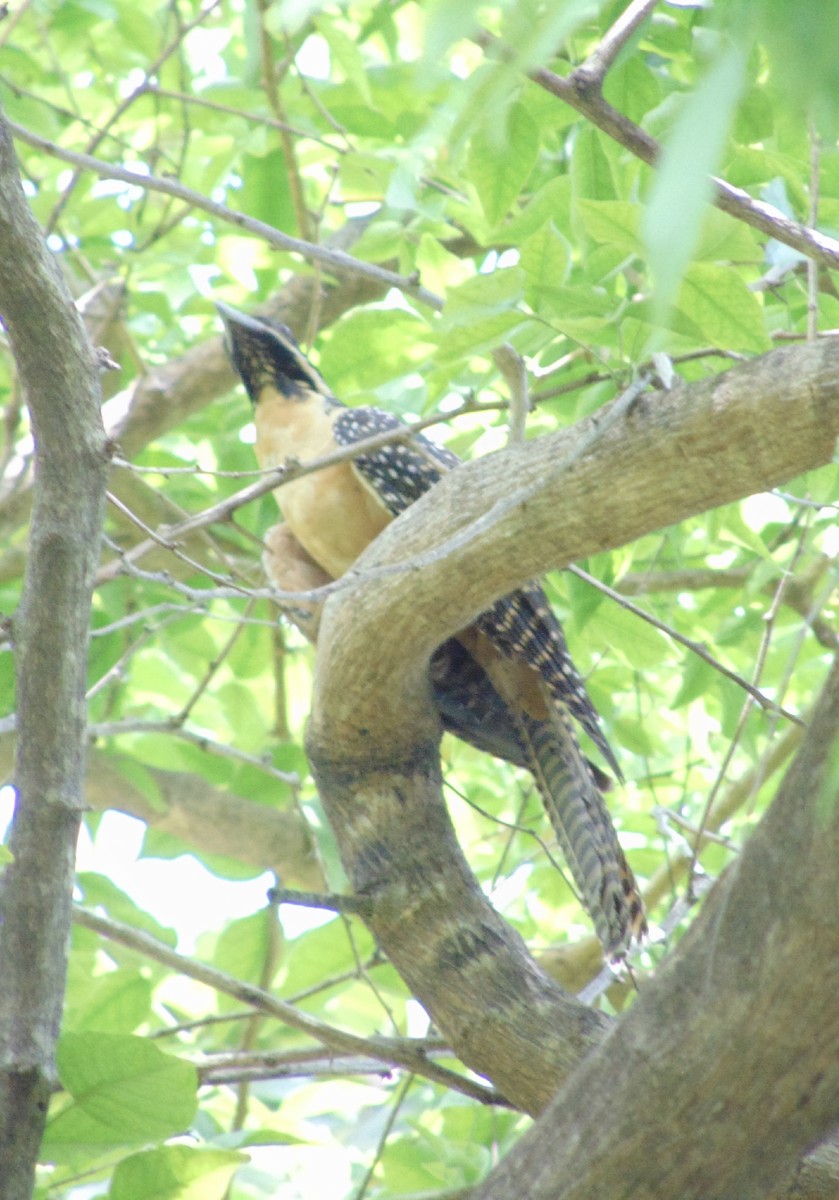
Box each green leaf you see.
[64,971,153,1037]
[586,604,673,670]
[75,873,177,947]
[500,175,572,242]
[54,1033,197,1140]
[530,283,615,321]
[672,657,718,709]
[570,126,617,203]
[716,506,773,560]
[110,1145,246,1200]
[676,263,772,353]
[468,102,539,226]
[318,309,434,393]
[282,918,374,996]
[239,149,297,231]
[110,756,167,813]
[314,15,373,106]
[436,311,528,361]
[520,223,571,310]
[694,209,761,262]
[604,56,662,125]
[445,268,525,321]
[210,907,282,996]
[642,44,747,327]
[576,199,641,253]
[424,0,487,63]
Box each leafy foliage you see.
[1,0,838,1196]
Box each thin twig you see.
[172,595,256,726]
[45,0,225,232]
[142,82,345,152]
[618,561,839,651]
[686,520,810,885]
[268,886,372,917]
[570,564,805,726]
[574,0,660,90]
[353,1072,416,1200]
[88,718,300,785]
[72,907,507,1106]
[106,491,253,596]
[808,118,821,341]
[493,343,530,444]
[10,121,441,309]
[95,399,504,587]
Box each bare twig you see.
[618,562,839,651]
[686,520,811,886]
[808,119,821,341]
[570,565,806,725]
[45,0,225,232]
[475,30,839,272]
[72,907,507,1106]
[574,0,660,90]
[95,398,504,587]
[256,0,311,243]
[9,121,442,309]
[87,718,299,785]
[142,82,345,152]
[493,343,530,444]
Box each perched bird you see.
[218,302,645,957]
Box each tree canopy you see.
[1,1,839,1198]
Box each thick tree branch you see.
[303,339,839,1165]
[475,656,839,1199]
[0,108,109,1196]
[314,339,839,759]
[0,736,323,891]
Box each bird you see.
[217,302,646,957]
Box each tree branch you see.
[573,0,659,89]
[72,908,503,1107]
[619,562,839,651]
[303,338,839,1147]
[0,736,323,890]
[314,338,839,760]
[0,106,109,1195]
[7,121,442,310]
[475,29,839,271]
[475,656,839,1199]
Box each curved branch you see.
[314,338,839,759]
[305,338,839,1137]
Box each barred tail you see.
[520,713,645,958]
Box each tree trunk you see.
[0,109,109,1199]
